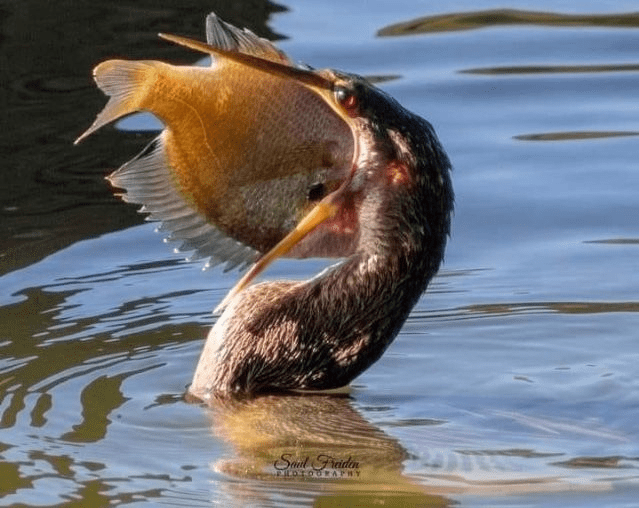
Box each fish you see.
[76,13,358,271]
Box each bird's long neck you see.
[312,217,444,330]
[289,191,449,386]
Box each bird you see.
[77,13,453,400]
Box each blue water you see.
[1,0,638,506]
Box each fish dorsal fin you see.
[109,136,258,271]
[205,12,291,64]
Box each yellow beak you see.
[214,198,340,313]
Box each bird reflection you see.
[190,392,450,507]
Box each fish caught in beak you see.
[149,33,365,312]
[214,195,341,313]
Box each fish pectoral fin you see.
[75,60,157,144]
[108,136,259,272]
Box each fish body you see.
[78,14,356,269]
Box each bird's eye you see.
[334,87,358,116]
[307,182,326,201]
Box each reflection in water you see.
[0,278,201,505]
[0,277,195,432]
[378,9,639,36]
[1,270,637,504]
[198,393,450,507]
[196,393,637,504]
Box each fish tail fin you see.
[75,60,157,144]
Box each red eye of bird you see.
[335,87,358,116]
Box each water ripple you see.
[462,63,639,75]
[409,300,639,323]
[378,9,639,36]
[515,131,639,141]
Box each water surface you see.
[1,0,638,506]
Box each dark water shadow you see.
[0,0,285,277]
